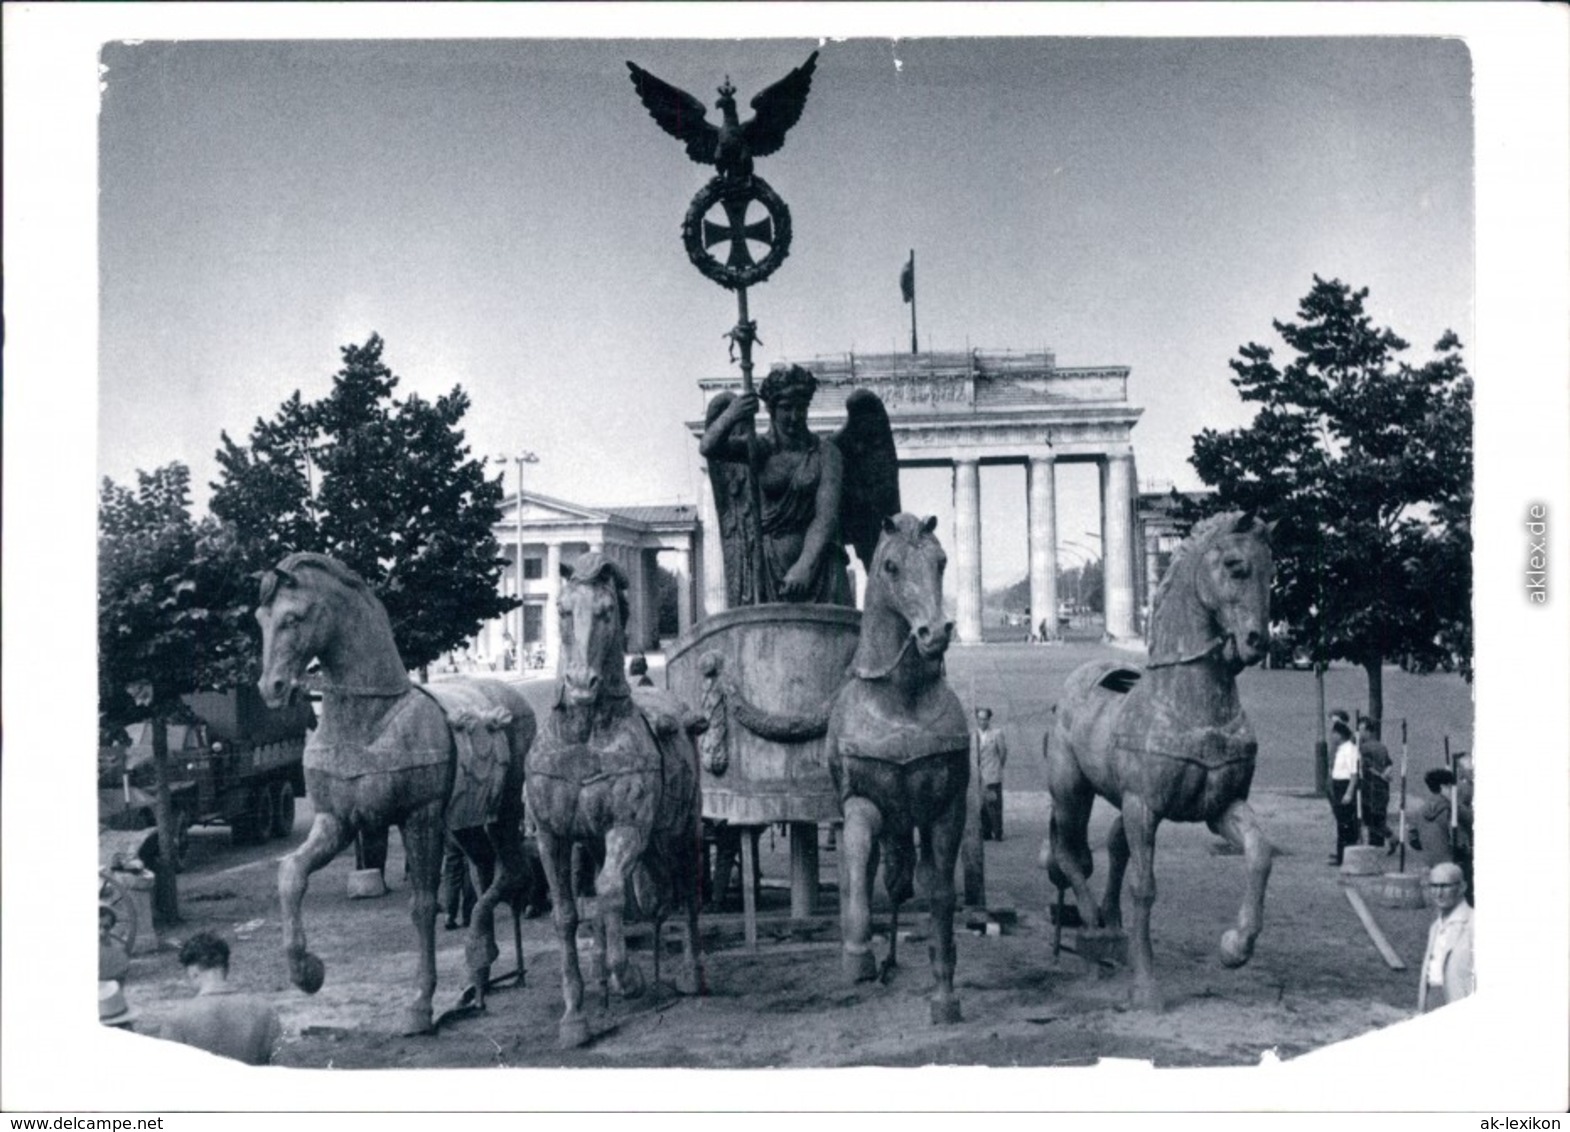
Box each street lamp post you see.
[498,450,539,667]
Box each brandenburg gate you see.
[693,349,1145,644]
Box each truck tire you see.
[171,807,192,873]
[251,784,276,846]
[271,781,296,840]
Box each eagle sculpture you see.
[626,51,820,183]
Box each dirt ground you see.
[117,783,1437,1069]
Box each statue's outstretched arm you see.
[699,393,758,462]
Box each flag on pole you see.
[900,252,915,303]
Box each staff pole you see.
[732,284,774,603]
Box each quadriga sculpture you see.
[527,553,704,1048]
[254,553,537,1035]
[826,514,970,1024]
[1045,511,1276,1011]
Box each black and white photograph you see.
[3,2,1567,1119]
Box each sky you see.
[6,3,1569,1115]
[95,35,1474,590]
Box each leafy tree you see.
[211,334,515,673]
[99,463,254,923]
[1190,276,1473,726]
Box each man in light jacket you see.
[1417,862,1475,1013]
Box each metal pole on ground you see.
[1397,718,1409,873]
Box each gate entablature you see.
[692,349,1146,644]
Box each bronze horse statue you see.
[255,553,537,1035]
[527,552,703,1048]
[1046,511,1275,1011]
[827,514,970,1024]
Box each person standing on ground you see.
[1417,861,1475,1012]
[974,708,1008,842]
[1327,719,1361,866]
[156,932,282,1065]
[1411,767,1457,871]
[1357,716,1393,849]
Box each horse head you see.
[255,556,333,708]
[1190,512,1276,674]
[859,514,953,674]
[557,553,632,707]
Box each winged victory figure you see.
[627,51,820,184]
[701,365,900,609]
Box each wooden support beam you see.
[1344,886,1406,970]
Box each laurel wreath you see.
[682,175,793,291]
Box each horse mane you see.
[259,551,377,608]
[1148,510,1251,622]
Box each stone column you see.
[952,458,984,644]
[1027,455,1060,642]
[1103,452,1137,640]
[1143,528,1161,629]
[545,541,563,673]
[698,481,727,618]
[676,545,696,638]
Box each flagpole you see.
[908,249,918,355]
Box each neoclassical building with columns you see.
[476,493,700,671]
[692,349,1147,644]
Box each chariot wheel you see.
[271,782,296,840]
[98,872,138,956]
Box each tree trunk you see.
[150,715,182,927]
[1362,659,1385,731]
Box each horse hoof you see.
[400,1005,435,1035]
[930,996,963,1025]
[1131,982,1164,1013]
[558,1014,591,1049]
[612,961,646,1000]
[1219,929,1254,968]
[291,951,326,995]
[843,949,878,984]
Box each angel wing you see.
[742,50,820,158]
[831,389,902,572]
[626,61,719,167]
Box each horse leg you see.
[676,831,705,997]
[1122,795,1163,1012]
[452,825,504,1009]
[1099,813,1129,931]
[1047,790,1101,929]
[598,826,649,1000]
[925,784,968,1024]
[537,829,590,1048]
[878,830,914,983]
[838,796,882,983]
[1209,799,1273,968]
[278,810,353,996]
[397,802,446,1035]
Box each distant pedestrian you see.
[156,932,282,1065]
[974,708,1008,841]
[1357,717,1393,849]
[628,653,655,687]
[1327,719,1360,866]
[1411,767,1457,872]
[1417,862,1474,1013]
